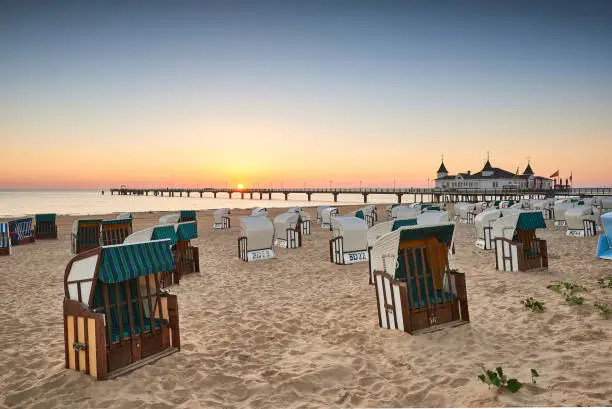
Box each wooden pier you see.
[108,186,612,203]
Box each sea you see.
[0,190,410,218]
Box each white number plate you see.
[554,220,566,226]
[274,239,288,248]
[247,249,275,261]
[343,251,368,264]
[212,223,223,229]
[566,230,585,237]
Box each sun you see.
[237,183,244,189]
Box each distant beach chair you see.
[0,222,12,256]
[492,211,548,272]
[454,203,477,224]
[347,205,377,227]
[367,219,417,283]
[273,212,302,249]
[596,212,612,260]
[565,205,601,237]
[474,209,514,250]
[251,207,268,217]
[392,205,420,221]
[316,206,332,224]
[99,219,133,246]
[329,216,369,265]
[8,217,35,245]
[212,208,231,229]
[72,219,103,254]
[532,199,554,220]
[371,224,469,334]
[417,210,450,226]
[321,207,338,230]
[595,197,612,213]
[63,240,180,380]
[116,212,133,220]
[238,216,276,261]
[35,213,58,239]
[553,199,576,227]
[288,208,311,235]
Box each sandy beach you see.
[1,206,611,408]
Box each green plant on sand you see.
[521,297,545,312]
[478,367,522,393]
[597,277,612,289]
[594,301,611,319]
[547,282,587,305]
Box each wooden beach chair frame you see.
[373,225,469,334]
[173,222,200,283]
[63,240,180,380]
[35,214,58,239]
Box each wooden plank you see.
[77,317,86,371]
[67,316,76,370]
[87,318,97,378]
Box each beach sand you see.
[1,206,611,408]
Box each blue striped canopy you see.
[98,240,176,284]
[0,222,9,249]
[9,218,33,240]
[176,221,198,241]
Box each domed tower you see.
[437,158,449,179]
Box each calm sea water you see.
[0,190,410,218]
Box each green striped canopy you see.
[78,219,103,226]
[426,206,440,211]
[152,225,178,246]
[392,218,417,230]
[36,214,56,223]
[399,224,455,247]
[355,210,364,220]
[517,212,546,230]
[98,240,175,284]
[176,221,198,241]
[180,210,196,220]
[101,218,132,226]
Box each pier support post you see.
[200,192,203,198]
[268,193,272,199]
[397,193,402,204]
[259,193,262,199]
[249,193,252,199]
[333,193,338,202]
[241,192,244,199]
[284,192,289,201]
[363,193,368,203]
[307,193,312,201]
[213,192,217,198]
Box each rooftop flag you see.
[550,170,559,178]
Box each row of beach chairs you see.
[0,214,58,255]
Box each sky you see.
[1,0,612,189]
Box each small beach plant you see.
[531,369,539,384]
[597,277,612,288]
[547,282,587,305]
[521,297,545,312]
[478,367,522,393]
[594,301,611,319]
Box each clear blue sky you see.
[2,1,612,188]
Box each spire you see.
[437,155,448,173]
[523,158,534,175]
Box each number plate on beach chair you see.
[343,250,368,264]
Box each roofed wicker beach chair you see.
[174,222,200,280]
[329,216,369,265]
[392,205,420,221]
[347,205,377,227]
[117,212,133,220]
[8,217,35,245]
[100,219,133,246]
[316,206,332,224]
[321,207,338,230]
[212,208,231,229]
[35,214,58,239]
[596,212,612,260]
[417,210,450,225]
[179,210,196,225]
[492,211,548,272]
[238,216,276,261]
[454,203,477,224]
[565,205,601,237]
[371,223,469,334]
[273,212,303,249]
[595,197,612,213]
[0,222,12,256]
[63,239,180,380]
[367,219,417,284]
[72,219,103,254]
[532,199,554,220]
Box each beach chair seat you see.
[72,219,103,254]
[8,218,35,245]
[35,214,58,239]
[63,240,180,380]
[372,224,469,334]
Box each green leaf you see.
[478,374,486,383]
[496,367,504,378]
[506,379,522,393]
[531,369,539,377]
